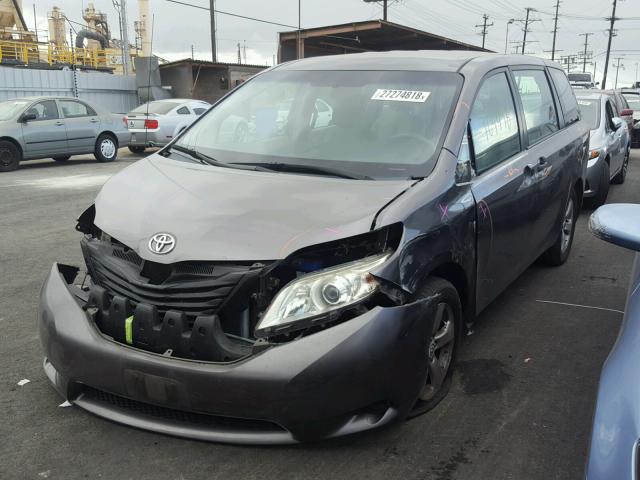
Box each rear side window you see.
[513,70,559,144]
[193,107,207,116]
[469,72,521,174]
[59,100,96,118]
[549,68,580,125]
[177,106,190,115]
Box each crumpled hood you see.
[94,155,413,263]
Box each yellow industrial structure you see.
[0,0,142,74]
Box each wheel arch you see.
[0,136,23,155]
[98,130,119,147]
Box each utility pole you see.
[515,8,540,56]
[550,0,561,61]
[296,0,301,59]
[383,0,388,21]
[601,0,618,89]
[614,57,624,89]
[237,43,241,64]
[475,14,493,49]
[210,0,217,62]
[243,41,247,64]
[579,33,592,72]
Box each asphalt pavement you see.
[1,150,638,480]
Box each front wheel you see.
[94,134,118,162]
[612,149,629,184]
[0,140,21,172]
[408,277,461,417]
[539,188,577,266]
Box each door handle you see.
[55,121,64,126]
[90,118,99,123]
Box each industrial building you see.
[159,59,267,104]
[278,19,489,63]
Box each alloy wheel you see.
[561,196,574,253]
[419,302,455,402]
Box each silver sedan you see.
[125,99,210,153]
[576,92,630,207]
[0,96,130,172]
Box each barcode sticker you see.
[371,89,431,103]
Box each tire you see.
[52,155,71,162]
[539,187,578,266]
[128,146,146,154]
[612,149,629,184]
[94,133,118,162]
[584,161,610,209]
[0,140,21,172]
[408,277,462,417]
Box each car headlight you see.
[255,253,391,337]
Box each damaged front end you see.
[72,205,405,363]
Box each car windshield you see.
[622,93,640,107]
[131,101,177,115]
[568,73,592,83]
[0,99,29,121]
[176,70,463,179]
[576,98,600,130]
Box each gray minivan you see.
[40,52,589,443]
[0,96,130,171]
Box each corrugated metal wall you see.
[0,66,138,113]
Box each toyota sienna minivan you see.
[39,51,589,443]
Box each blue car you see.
[587,203,640,479]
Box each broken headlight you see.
[255,253,390,337]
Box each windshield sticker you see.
[577,100,593,106]
[371,89,431,103]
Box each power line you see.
[164,0,298,29]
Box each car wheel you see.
[539,187,578,266]
[408,277,461,417]
[128,146,146,154]
[52,155,71,162]
[584,161,610,209]
[612,149,629,184]
[0,140,21,172]
[94,134,118,162]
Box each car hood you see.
[94,155,414,263]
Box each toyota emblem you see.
[148,233,176,255]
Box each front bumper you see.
[584,156,606,198]
[39,263,433,444]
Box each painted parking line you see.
[0,174,112,190]
[535,299,624,315]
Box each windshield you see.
[0,99,28,121]
[131,101,177,115]
[568,73,592,83]
[622,93,640,108]
[176,70,463,179]
[576,98,600,130]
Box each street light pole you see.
[505,19,514,54]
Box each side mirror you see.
[612,117,624,130]
[589,204,640,251]
[19,112,37,123]
[620,108,634,117]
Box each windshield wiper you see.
[230,162,373,180]
[163,145,268,172]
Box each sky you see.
[19,0,640,86]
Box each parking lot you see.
[1,150,638,480]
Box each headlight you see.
[589,149,601,160]
[255,253,390,336]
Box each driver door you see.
[20,100,68,157]
[468,70,541,312]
